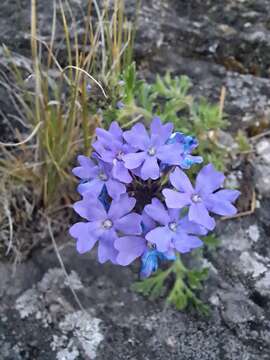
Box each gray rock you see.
[238,251,267,278]
[0,235,270,359]
[59,311,103,359]
[247,224,260,243]
[255,271,270,297]
[254,163,270,197]
[256,139,270,165]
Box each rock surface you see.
[0,0,270,359]
[1,206,270,360]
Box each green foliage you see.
[133,255,210,315]
[104,64,229,170]
[203,234,220,250]
[235,130,252,153]
[132,268,171,299]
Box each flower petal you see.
[74,195,107,221]
[142,211,156,233]
[144,199,170,225]
[109,121,123,139]
[98,229,118,264]
[106,178,126,200]
[140,250,159,279]
[77,178,103,196]
[123,123,150,150]
[114,213,142,235]
[72,156,98,179]
[189,203,215,230]
[163,189,191,209]
[108,194,136,220]
[96,127,116,143]
[179,216,208,235]
[195,164,225,196]
[169,167,194,193]
[112,160,132,183]
[212,189,240,202]
[168,208,180,222]
[146,226,172,252]
[157,143,184,165]
[204,193,238,216]
[140,156,160,180]
[180,154,203,169]
[173,230,203,253]
[69,222,99,254]
[150,117,173,145]
[77,155,95,167]
[115,236,146,265]
[96,148,115,163]
[123,152,146,169]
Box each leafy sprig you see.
[104,63,229,170]
[132,254,209,315]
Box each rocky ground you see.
[1,0,270,359]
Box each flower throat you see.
[127,177,162,212]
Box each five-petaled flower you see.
[93,121,133,183]
[144,198,206,253]
[163,164,240,230]
[123,117,185,180]
[72,155,126,200]
[167,132,203,169]
[70,194,142,264]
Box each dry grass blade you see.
[0,122,42,147]
[3,200,14,255]
[31,0,42,125]
[92,0,106,77]
[47,217,86,313]
[62,65,108,98]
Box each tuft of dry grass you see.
[0,0,139,259]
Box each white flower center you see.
[102,219,113,229]
[169,222,177,232]
[99,172,108,181]
[147,146,156,156]
[191,194,202,203]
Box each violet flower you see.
[115,206,177,272]
[144,198,206,253]
[167,132,203,169]
[114,210,154,266]
[123,117,184,180]
[116,101,125,109]
[69,194,142,264]
[163,164,240,230]
[70,119,241,279]
[93,121,133,183]
[72,155,126,200]
[140,249,176,279]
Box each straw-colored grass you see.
[0,0,139,258]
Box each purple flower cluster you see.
[70,117,240,277]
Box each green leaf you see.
[187,268,209,290]
[123,62,137,104]
[235,130,251,153]
[132,269,171,299]
[203,234,220,250]
[167,278,188,310]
